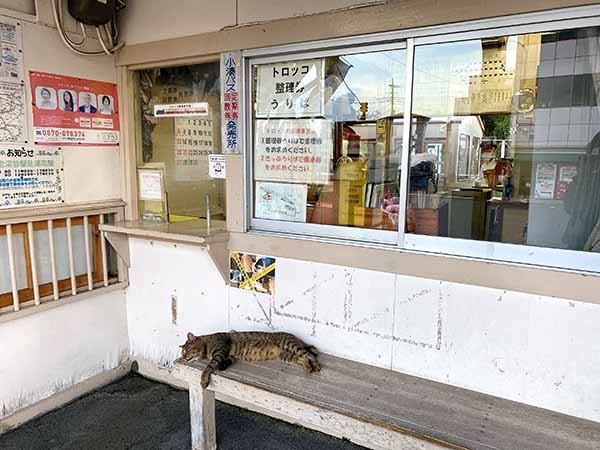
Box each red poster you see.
[29,71,120,146]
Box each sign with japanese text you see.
[174,115,214,181]
[138,168,164,201]
[255,181,307,222]
[0,18,23,83]
[0,145,63,209]
[221,51,241,154]
[256,59,324,118]
[209,154,226,179]
[254,118,332,185]
[154,102,209,117]
[30,71,120,146]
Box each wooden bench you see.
[174,354,600,450]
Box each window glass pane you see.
[0,233,27,294]
[407,27,600,253]
[137,63,225,221]
[252,49,406,232]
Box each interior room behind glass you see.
[136,62,226,223]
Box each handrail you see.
[0,199,126,225]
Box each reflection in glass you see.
[407,28,600,252]
[252,49,406,231]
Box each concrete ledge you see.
[0,361,132,435]
[229,231,600,304]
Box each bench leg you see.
[189,383,217,450]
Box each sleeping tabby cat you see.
[180,331,321,388]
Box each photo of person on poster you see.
[78,92,97,113]
[36,87,57,110]
[99,95,114,115]
[59,90,76,112]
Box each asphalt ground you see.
[0,373,365,450]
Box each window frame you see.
[246,41,408,244]
[244,6,600,273]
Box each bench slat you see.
[177,354,600,450]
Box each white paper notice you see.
[154,102,209,117]
[138,170,163,201]
[0,18,23,83]
[255,182,307,222]
[209,154,226,179]
[0,146,63,209]
[254,118,333,185]
[534,163,557,200]
[256,58,324,118]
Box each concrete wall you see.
[0,289,129,423]
[119,0,386,45]
[126,240,600,423]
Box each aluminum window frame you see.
[246,41,408,244]
[243,5,600,273]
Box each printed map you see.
[0,81,25,142]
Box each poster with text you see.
[174,115,214,181]
[255,181,307,222]
[254,118,333,185]
[0,18,23,83]
[229,251,275,295]
[30,71,120,145]
[256,58,324,118]
[0,146,63,209]
[534,163,557,200]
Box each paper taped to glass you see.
[255,181,307,222]
[255,59,324,118]
[254,118,333,185]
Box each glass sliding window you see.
[251,48,406,238]
[136,62,225,223]
[407,27,600,255]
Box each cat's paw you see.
[310,359,321,373]
[201,370,211,389]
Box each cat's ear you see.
[187,332,196,342]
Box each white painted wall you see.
[126,241,600,423]
[126,238,229,367]
[119,0,387,45]
[20,16,121,203]
[0,289,129,421]
[0,2,127,426]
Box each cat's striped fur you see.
[181,331,321,388]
